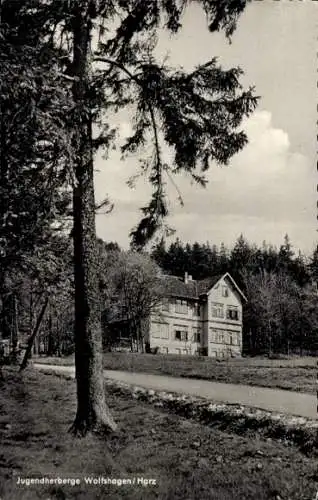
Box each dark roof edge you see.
[166,293,199,300]
[223,273,248,302]
[198,272,247,302]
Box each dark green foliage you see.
[125,57,257,248]
[0,3,74,352]
[308,246,318,282]
[151,234,311,285]
[0,1,73,275]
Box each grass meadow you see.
[0,367,317,499]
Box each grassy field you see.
[0,367,318,500]
[35,352,317,394]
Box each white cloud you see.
[94,111,316,253]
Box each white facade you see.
[146,273,245,358]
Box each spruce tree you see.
[4,0,257,435]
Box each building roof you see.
[197,275,224,295]
[160,272,247,302]
[159,275,198,299]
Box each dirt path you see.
[34,363,317,419]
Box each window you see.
[161,347,169,354]
[210,328,240,346]
[192,328,201,343]
[210,328,225,344]
[152,322,169,339]
[193,303,200,317]
[161,298,170,312]
[222,285,229,297]
[175,329,188,341]
[183,349,189,355]
[175,348,181,355]
[152,324,160,338]
[160,323,169,339]
[210,328,216,342]
[211,302,224,318]
[226,307,239,321]
[175,299,188,314]
[217,331,224,343]
[229,331,238,346]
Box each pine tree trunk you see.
[20,297,48,372]
[11,294,19,363]
[138,319,144,353]
[268,321,272,358]
[47,312,54,356]
[69,4,116,436]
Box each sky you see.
[94,0,317,255]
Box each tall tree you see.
[6,0,256,435]
[278,234,293,271]
[230,234,254,285]
[68,3,118,435]
[219,242,229,273]
[308,245,318,283]
[151,237,167,270]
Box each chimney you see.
[184,272,192,284]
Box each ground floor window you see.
[229,331,240,346]
[210,328,240,346]
[210,328,225,343]
[192,328,201,343]
[152,322,169,339]
[174,347,189,355]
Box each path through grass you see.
[36,353,317,394]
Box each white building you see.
[146,272,246,358]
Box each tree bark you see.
[19,297,48,372]
[268,321,272,358]
[69,4,117,436]
[137,318,145,353]
[10,294,19,363]
[47,311,54,356]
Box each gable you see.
[206,274,245,305]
